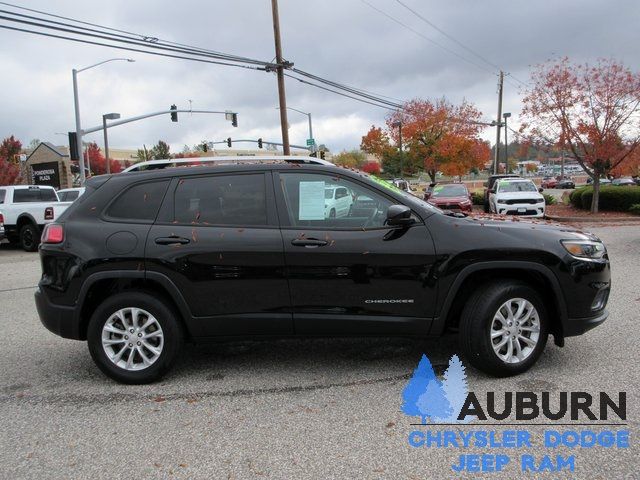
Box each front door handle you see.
[291,238,328,248]
[155,236,190,246]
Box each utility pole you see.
[493,71,504,174]
[271,0,291,155]
[392,120,403,178]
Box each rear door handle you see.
[155,236,190,245]
[291,238,328,248]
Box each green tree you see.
[151,140,171,159]
[333,150,366,168]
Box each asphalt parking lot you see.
[0,223,638,479]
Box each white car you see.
[325,185,353,218]
[489,178,546,218]
[57,187,85,202]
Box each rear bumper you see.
[563,309,609,337]
[34,287,82,340]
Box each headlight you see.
[460,199,471,205]
[497,199,507,204]
[561,240,607,259]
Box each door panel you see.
[275,171,437,335]
[146,172,292,337]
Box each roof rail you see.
[122,155,333,173]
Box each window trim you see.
[102,179,171,224]
[273,170,423,231]
[154,171,277,228]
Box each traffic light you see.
[202,143,208,152]
[227,137,232,148]
[320,151,325,160]
[170,104,178,122]
[68,132,79,161]
[231,113,238,127]
[258,138,263,149]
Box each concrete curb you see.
[545,214,640,223]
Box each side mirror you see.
[538,187,544,193]
[386,205,414,227]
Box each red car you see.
[424,183,472,212]
[541,176,557,188]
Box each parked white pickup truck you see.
[0,185,70,251]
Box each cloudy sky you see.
[1,0,638,154]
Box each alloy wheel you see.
[101,307,164,371]
[490,298,541,364]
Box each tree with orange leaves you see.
[521,57,640,212]
[386,98,489,182]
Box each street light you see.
[392,120,403,178]
[276,106,314,151]
[503,112,511,167]
[102,112,121,174]
[73,58,135,183]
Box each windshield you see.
[324,189,334,199]
[497,181,537,193]
[432,184,468,197]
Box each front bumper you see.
[497,203,545,217]
[563,309,609,337]
[35,287,82,340]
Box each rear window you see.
[12,188,58,202]
[107,180,170,222]
[173,174,267,226]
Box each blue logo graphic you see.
[401,354,473,424]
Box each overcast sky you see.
[1,0,638,154]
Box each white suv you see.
[325,185,353,218]
[489,178,546,218]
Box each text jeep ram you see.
[35,157,610,384]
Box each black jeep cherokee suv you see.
[35,160,610,383]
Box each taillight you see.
[42,224,64,244]
[0,213,4,224]
[44,207,54,220]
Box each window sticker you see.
[299,181,326,220]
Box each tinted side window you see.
[12,188,57,202]
[107,180,170,222]
[65,191,79,201]
[173,174,267,226]
[58,192,68,201]
[279,173,394,229]
[0,189,5,204]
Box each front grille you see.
[505,209,538,216]
[440,204,459,210]
[505,199,538,205]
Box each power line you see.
[0,24,265,71]
[358,0,496,75]
[393,0,501,72]
[284,73,401,110]
[0,4,406,110]
[0,10,272,67]
[0,1,266,66]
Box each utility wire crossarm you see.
[82,109,238,134]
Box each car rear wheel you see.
[20,223,39,252]
[87,291,183,384]
[459,280,548,377]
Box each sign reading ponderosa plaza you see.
[31,161,60,189]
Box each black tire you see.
[20,223,39,252]
[483,199,490,213]
[459,280,549,377]
[329,208,336,218]
[87,291,184,384]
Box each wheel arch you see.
[432,261,567,346]
[17,213,38,229]
[76,271,193,340]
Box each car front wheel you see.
[87,291,183,384]
[459,280,548,377]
